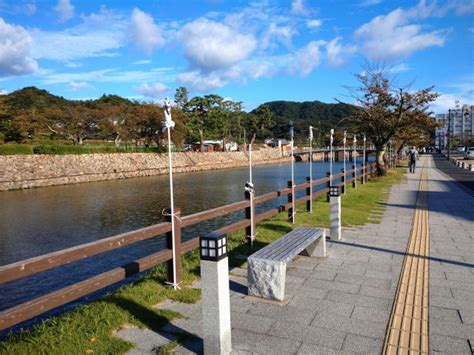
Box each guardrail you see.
[0,162,379,330]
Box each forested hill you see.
[261,100,356,137]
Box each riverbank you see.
[0,149,290,191]
[0,167,406,354]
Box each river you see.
[0,159,360,335]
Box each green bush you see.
[0,144,34,155]
[32,145,87,154]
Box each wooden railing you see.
[0,162,378,330]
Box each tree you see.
[244,104,275,144]
[342,65,439,175]
[174,87,189,110]
[185,96,209,152]
[45,103,101,145]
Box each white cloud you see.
[0,18,38,77]
[40,68,175,85]
[455,1,474,15]
[179,18,257,71]
[0,2,37,15]
[354,7,448,59]
[389,63,411,73]
[289,41,324,77]
[306,19,322,30]
[430,93,474,114]
[261,23,296,49]
[133,60,152,65]
[137,81,169,98]
[0,89,7,95]
[291,0,311,16]
[177,70,227,92]
[54,0,74,23]
[130,8,164,55]
[31,7,127,61]
[325,37,356,67]
[69,81,89,91]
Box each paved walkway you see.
[116,155,474,354]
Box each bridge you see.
[293,147,376,162]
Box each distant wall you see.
[0,149,289,191]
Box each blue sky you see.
[0,0,472,112]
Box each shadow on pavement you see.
[328,240,474,269]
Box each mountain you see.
[259,100,356,139]
[0,87,68,113]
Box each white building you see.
[435,105,473,147]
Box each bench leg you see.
[300,230,327,258]
[247,259,286,301]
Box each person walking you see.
[408,146,418,174]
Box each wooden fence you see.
[0,162,380,331]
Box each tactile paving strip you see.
[383,166,430,354]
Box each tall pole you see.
[309,126,314,212]
[163,98,178,290]
[329,129,334,186]
[343,131,346,194]
[249,143,255,246]
[290,120,295,224]
[447,109,451,161]
[363,134,366,180]
[353,134,357,172]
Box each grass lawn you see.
[0,166,406,355]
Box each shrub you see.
[0,144,34,155]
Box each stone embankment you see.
[0,149,289,191]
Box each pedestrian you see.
[408,146,418,173]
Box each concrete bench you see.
[247,227,326,301]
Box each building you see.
[435,105,473,147]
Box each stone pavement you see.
[116,155,474,354]
[426,155,474,354]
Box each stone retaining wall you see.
[0,149,289,191]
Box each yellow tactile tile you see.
[383,166,430,354]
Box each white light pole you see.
[353,135,357,186]
[246,143,255,246]
[343,131,347,194]
[309,126,314,212]
[163,97,179,290]
[363,134,366,182]
[329,129,334,186]
[290,120,295,224]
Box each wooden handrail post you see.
[287,180,294,222]
[306,177,312,212]
[352,165,357,188]
[244,190,255,244]
[165,208,182,286]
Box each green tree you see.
[244,104,275,144]
[45,103,101,145]
[174,87,189,110]
[342,65,439,175]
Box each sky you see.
[0,0,472,113]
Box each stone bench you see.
[247,227,327,301]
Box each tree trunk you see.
[199,129,204,152]
[114,134,121,147]
[375,144,387,176]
